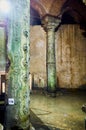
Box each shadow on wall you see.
[33,82,47,90]
[79,84,86,89]
[80,24,86,37]
[29,73,47,90]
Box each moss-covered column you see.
[42,16,60,93]
[5,0,30,130]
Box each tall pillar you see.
[5,0,30,130]
[42,16,60,93]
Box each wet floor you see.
[30,89,86,130]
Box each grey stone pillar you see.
[42,16,60,93]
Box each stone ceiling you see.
[30,0,86,24]
[30,0,67,17]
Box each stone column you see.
[42,16,60,94]
[5,0,30,130]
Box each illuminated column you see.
[42,16,61,93]
[6,0,30,130]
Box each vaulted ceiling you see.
[30,0,86,25]
[30,0,67,17]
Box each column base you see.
[46,88,56,97]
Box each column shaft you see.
[5,1,30,130]
[47,28,56,92]
[42,16,60,93]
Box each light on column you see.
[0,0,11,14]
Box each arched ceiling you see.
[61,0,86,23]
[30,0,67,17]
[30,0,86,24]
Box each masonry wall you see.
[0,26,6,94]
[0,27,6,71]
[30,25,86,89]
[56,25,86,88]
[30,26,47,88]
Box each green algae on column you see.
[47,28,57,93]
[6,0,30,130]
[42,16,60,94]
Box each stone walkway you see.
[30,89,86,130]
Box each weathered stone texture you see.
[30,25,86,89]
[0,27,6,71]
[6,0,30,129]
[56,25,86,88]
[30,26,47,88]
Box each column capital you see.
[41,15,61,31]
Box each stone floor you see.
[30,89,86,130]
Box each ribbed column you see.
[42,16,61,93]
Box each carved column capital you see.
[42,15,61,31]
[41,15,61,93]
